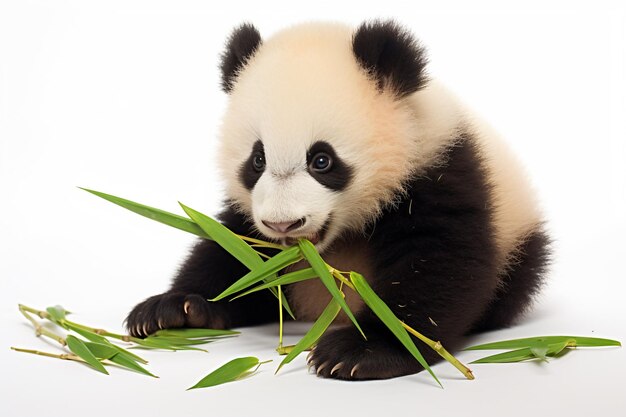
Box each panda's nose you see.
[262,218,306,233]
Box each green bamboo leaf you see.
[131,337,207,352]
[274,289,297,321]
[179,203,263,270]
[299,240,364,339]
[144,336,214,346]
[211,246,303,301]
[66,324,108,343]
[180,203,300,318]
[187,357,269,389]
[153,328,239,338]
[530,346,549,361]
[80,188,209,238]
[465,336,621,351]
[350,271,440,387]
[109,353,158,378]
[66,335,109,374]
[547,340,571,357]
[231,267,318,301]
[46,305,69,327]
[84,342,118,360]
[67,325,148,364]
[83,188,296,318]
[276,299,341,373]
[470,348,535,364]
[473,341,578,364]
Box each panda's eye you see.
[310,152,333,173]
[252,153,266,172]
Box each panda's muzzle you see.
[261,217,307,234]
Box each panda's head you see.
[217,21,429,251]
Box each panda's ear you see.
[220,23,262,93]
[352,20,428,98]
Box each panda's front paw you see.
[125,293,228,337]
[308,325,424,380]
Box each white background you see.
[1,0,625,416]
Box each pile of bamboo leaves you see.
[12,304,238,377]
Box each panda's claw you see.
[330,362,344,376]
[126,292,224,337]
[309,325,426,380]
[316,361,329,376]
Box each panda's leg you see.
[125,208,277,337]
[308,243,498,380]
[470,228,551,333]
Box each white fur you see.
[217,22,543,271]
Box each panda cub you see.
[126,20,550,380]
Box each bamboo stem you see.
[237,235,286,250]
[11,347,81,362]
[18,306,67,346]
[401,322,474,380]
[277,285,284,350]
[62,319,132,342]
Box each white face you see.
[217,23,421,251]
[246,140,345,247]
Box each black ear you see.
[220,23,262,93]
[352,20,428,98]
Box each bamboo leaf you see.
[179,203,263,270]
[299,239,364,339]
[66,324,108,343]
[274,289,297,321]
[109,353,158,378]
[470,348,535,364]
[465,336,621,351]
[231,267,318,301]
[131,337,207,352]
[187,357,267,389]
[547,340,571,356]
[350,271,440,387]
[211,246,303,301]
[180,203,300,318]
[66,335,108,374]
[276,299,341,373]
[143,336,214,346]
[153,328,239,338]
[472,341,580,364]
[67,325,148,364]
[530,346,549,361]
[83,189,296,318]
[46,305,68,327]
[80,188,209,238]
[84,342,118,360]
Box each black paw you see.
[308,325,425,380]
[125,293,227,337]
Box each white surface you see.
[1,1,625,416]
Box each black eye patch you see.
[306,141,353,191]
[239,140,265,190]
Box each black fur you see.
[125,206,277,337]
[309,134,503,379]
[239,140,265,190]
[306,141,354,191]
[352,20,428,98]
[220,23,262,93]
[470,229,551,333]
